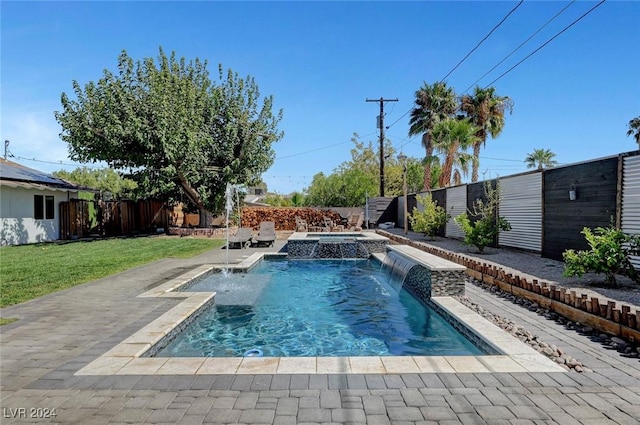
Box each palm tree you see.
[430,118,480,187]
[627,116,640,149]
[408,82,457,190]
[460,86,514,182]
[525,148,558,170]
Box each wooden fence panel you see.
[367,197,396,227]
[542,157,619,260]
[138,200,168,231]
[59,199,90,240]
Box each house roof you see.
[0,158,87,191]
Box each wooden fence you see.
[60,199,168,240]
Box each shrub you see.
[453,181,511,253]
[408,193,449,239]
[562,225,640,286]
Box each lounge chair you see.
[347,213,362,231]
[325,216,344,232]
[227,227,253,249]
[254,221,276,247]
[295,216,308,232]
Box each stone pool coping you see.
[287,231,390,241]
[75,255,566,376]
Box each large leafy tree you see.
[627,116,640,149]
[55,48,283,226]
[305,137,380,208]
[460,86,514,182]
[430,118,479,187]
[408,82,458,190]
[525,148,558,170]
[303,135,424,207]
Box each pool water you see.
[156,259,484,357]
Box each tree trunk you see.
[176,171,211,228]
[198,207,212,228]
[472,142,481,182]
[422,133,432,191]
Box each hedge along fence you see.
[378,230,640,343]
[241,207,343,231]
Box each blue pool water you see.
[156,259,484,357]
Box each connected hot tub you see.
[287,231,389,259]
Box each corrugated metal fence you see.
[622,154,640,269]
[372,150,640,261]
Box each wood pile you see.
[241,207,343,231]
[379,230,640,343]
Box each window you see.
[34,195,55,220]
[34,195,44,219]
[45,195,54,219]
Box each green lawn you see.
[0,236,225,308]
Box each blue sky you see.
[2,1,639,194]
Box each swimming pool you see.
[154,259,485,357]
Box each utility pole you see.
[366,97,398,197]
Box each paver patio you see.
[1,234,639,424]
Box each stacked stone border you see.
[168,226,232,238]
[378,230,640,344]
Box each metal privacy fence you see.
[384,150,640,261]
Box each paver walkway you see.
[1,234,640,424]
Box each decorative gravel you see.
[398,231,640,308]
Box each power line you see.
[439,0,524,83]
[484,0,606,88]
[11,155,105,169]
[462,0,576,94]
[480,155,525,163]
[384,109,411,132]
[276,141,351,160]
[386,1,524,132]
[275,131,378,161]
[388,0,587,133]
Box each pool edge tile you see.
[277,357,317,374]
[349,356,386,374]
[317,357,352,374]
[197,357,243,374]
[236,357,280,374]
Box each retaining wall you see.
[379,230,640,343]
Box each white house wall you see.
[0,185,73,245]
[445,186,467,239]
[498,173,543,252]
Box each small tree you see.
[563,224,640,286]
[408,193,449,239]
[454,181,511,253]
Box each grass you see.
[0,236,225,308]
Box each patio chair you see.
[347,213,362,231]
[227,227,253,249]
[325,216,344,232]
[253,221,276,247]
[321,217,334,232]
[295,216,308,232]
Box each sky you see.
[2,0,639,194]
